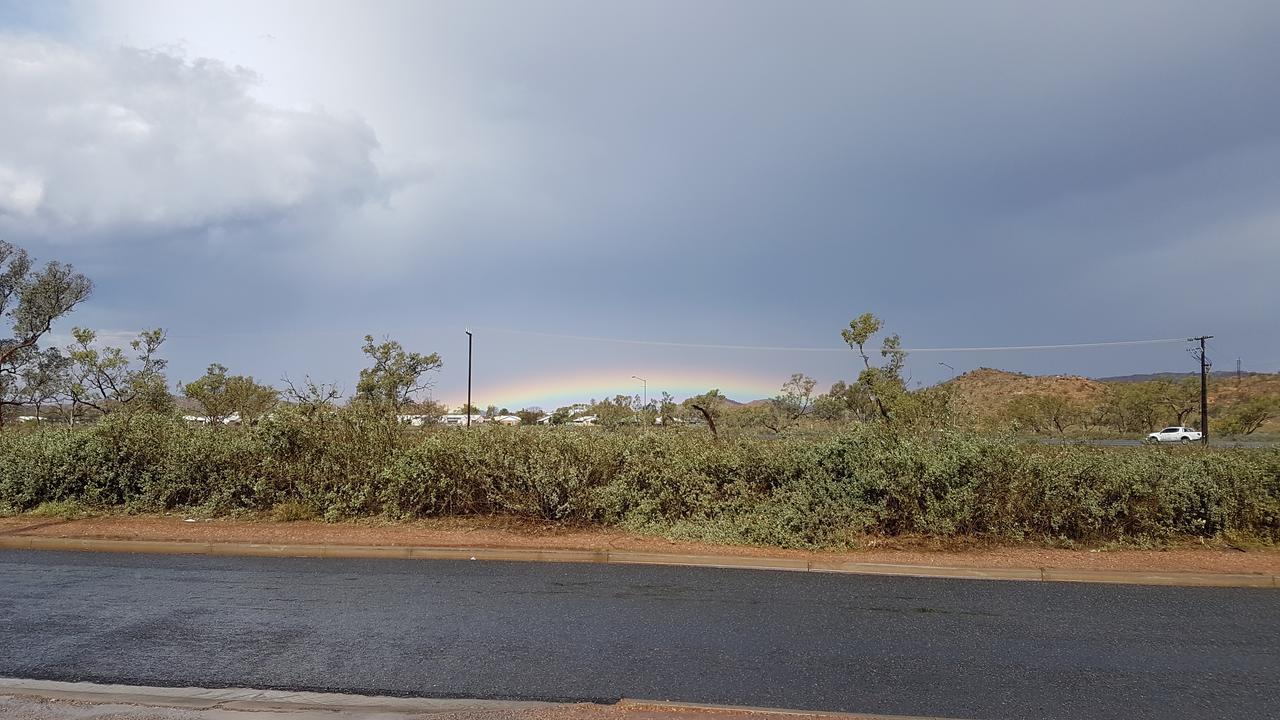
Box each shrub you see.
[1,412,1276,547]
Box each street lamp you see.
[938,361,955,372]
[465,330,473,427]
[631,375,647,407]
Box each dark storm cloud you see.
[4,0,1279,402]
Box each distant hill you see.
[942,367,1280,433]
[942,368,1108,425]
[1097,371,1255,383]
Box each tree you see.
[1219,396,1278,436]
[589,394,639,428]
[656,391,678,426]
[515,407,544,425]
[282,375,342,416]
[183,363,279,425]
[765,373,818,431]
[1006,393,1083,434]
[0,241,93,428]
[841,313,907,424]
[18,347,70,421]
[1156,377,1201,426]
[813,380,877,422]
[65,327,171,418]
[683,389,726,438]
[403,399,447,422]
[355,335,442,412]
[1100,382,1164,432]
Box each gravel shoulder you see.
[1,514,1276,575]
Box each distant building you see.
[439,413,485,426]
[492,415,521,425]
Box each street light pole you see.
[631,375,647,408]
[465,330,473,428]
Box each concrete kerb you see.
[0,679,974,719]
[0,678,558,712]
[0,535,1275,588]
[619,698,975,720]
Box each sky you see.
[1,0,1278,410]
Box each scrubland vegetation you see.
[1,411,1277,548]
[3,240,1279,548]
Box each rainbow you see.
[440,367,783,410]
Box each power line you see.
[476,328,1192,354]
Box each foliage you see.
[1218,396,1280,436]
[1006,393,1085,434]
[183,363,279,424]
[682,389,726,437]
[515,408,544,425]
[65,327,172,419]
[0,240,93,427]
[2,416,1276,548]
[588,394,640,428]
[841,312,908,423]
[282,375,342,416]
[354,335,442,412]
[750,373,817,433]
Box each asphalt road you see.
[1,550,1277,720]
[1036,438,1277,448]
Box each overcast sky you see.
[2,0,1278,408]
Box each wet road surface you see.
[1,550,1277,719]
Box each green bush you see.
[1,412,1276,547]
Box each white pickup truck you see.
[1146,426,1203,444]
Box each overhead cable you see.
[475,328,1192,354]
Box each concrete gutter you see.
[0,677,557,713]
[0,535,1274,588]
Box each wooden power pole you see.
[1189,336,1212,445]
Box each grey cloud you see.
[10,1,1280,402]
[0,36,387,240]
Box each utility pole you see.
[1237,357,1242,386]
[1189,335,1212,445]
[465,330,473,427]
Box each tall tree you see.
[65,327,171,417]
[0,241,93,428]
[355,335,442,412]
[841,313,907,424]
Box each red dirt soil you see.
[1,514,1276,575]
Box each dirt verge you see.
[1,514,1275,575]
